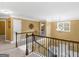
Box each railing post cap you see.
[32,33,34,35]
[16,32,17,34]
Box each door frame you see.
[40,21,46,36]
[0,19,6,41]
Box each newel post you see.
[16,32,18,47]
[32,33,35,52]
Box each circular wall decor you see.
[29,23,34,29]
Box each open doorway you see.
[0,20,6,43]
[40,22,46,36]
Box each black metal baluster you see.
[53,39,55,55]
[50,39,51,48]
[61,41,62,57]
[34,40,35,52]
[55,40,56,55]
[56,40,58,57]
[73,43,74,57]
[56,40,57,57]
[39,45,40,53]
[57,40,58,57]
[46,38,49,56]
[58,40,61,57]
[38,36,40,52]
[41,36,42,45]
[44,46,45,56]
[68,42,70,57]
[47,38,50,56]
[45,38,46,57]
[48,49,49,57]
[35,36,37,52]
[59,41,61,57]
[25,34,28,55]
[65,42,66,57]
[40,37,42,55]
[49,38,52,56]
[32,35,33,52]
[77,44,78,57]
[48,39,50,57]
[44,38,46,56]
[57,40,59,57]
[32,34,35,52]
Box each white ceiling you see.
[0,2,79,21]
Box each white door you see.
[12,19,22,43]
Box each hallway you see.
[0,35,5,43]
[0,35,15,54]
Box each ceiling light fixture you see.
[0,9,13,15]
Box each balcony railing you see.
[15,32,79,57]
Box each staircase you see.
[15,32,79,57]
[27,52,44,57]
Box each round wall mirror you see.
[29,23,34,29]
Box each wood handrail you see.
[16,32,34,34]
[34,34,79,44]
[16,31,79,44]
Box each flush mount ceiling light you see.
[0,9,13,15]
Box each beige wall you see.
[5,18,40,41]
[46,22,51,37]
[22,20,40,35]
[0,21,5,35]
[6,17,13,41]
[51,20,79,42]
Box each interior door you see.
[13,19,22,43]
[0,21,5,41]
